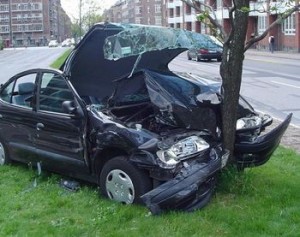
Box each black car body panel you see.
[141,148,222,214]
[0,22,292,214]
[235,113,292,168]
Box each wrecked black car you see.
[0,23,292,214]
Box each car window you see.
[0,73,36,108]
[0,81,14,103]
[38,73,74,114]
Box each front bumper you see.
[235,113,292,168]
[141,150,227,215]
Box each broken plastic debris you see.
[59,179,80,192]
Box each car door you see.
[0,70,39,163]
[34,70,89,176]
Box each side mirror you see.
[62,100,78,115]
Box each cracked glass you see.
[103,24,219,60]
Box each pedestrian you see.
[269,35,275,53]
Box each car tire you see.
[99,156,152,204]
[217,57,222,62]
[187,54,192,60]
[0,139,10,166]
[196,56,201,62]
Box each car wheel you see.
[196,56,201,62]
[187,54,192,60]
[217,57,222,62]
[99,156,152,204]
[0,140,10,166]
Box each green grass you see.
[0,147,299,236]
[49,49,72,69]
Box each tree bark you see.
[220,0,249,162]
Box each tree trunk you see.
[220,0,249,163]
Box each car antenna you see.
[128,53,142,78]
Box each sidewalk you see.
[246,48,300,60]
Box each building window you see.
[0,4,9,12]
[135,6,142,14]
[155,4,161,13]
[0,25,9,33]
[257,15,267,35]
[136,17,142,24]
[282,13,295,35]
[201,22,206,34]
[176,6,180,17]
[169,8,174,18]
[0,14,9,23]
[34,3,40,10]
[186,22,192,31]
[155,16,162,25]
[186,5,191,15]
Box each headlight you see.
[236,116,262,130]
[157,136,210,168]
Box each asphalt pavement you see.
[246,49,300,153]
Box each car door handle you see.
[36,123,45,131]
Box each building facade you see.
[0,0,71,47]
[245,0,300,52]
[167,0,205,33]
[105,0,300,52]
[103,0,167,26]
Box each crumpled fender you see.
[235,113,292,168]
[141,154,222,215]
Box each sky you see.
[61,0,117,21]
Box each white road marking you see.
[271,81,300,89]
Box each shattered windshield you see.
[103,24,219,60]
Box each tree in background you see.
[71,0,103,41]
[181,0,300,163]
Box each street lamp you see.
[9,0,13,46]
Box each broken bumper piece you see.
[235,113,292,168]
[141,151,227,215]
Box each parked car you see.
[0,23,291,214]
[187,34,223,62]
[61,38,72,47]
[48,40,58,47]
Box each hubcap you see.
[105,169,135,204]
[0,143,5,166]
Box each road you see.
[170,52,300,127]
[0,46,67,82]
[0,47,299,127]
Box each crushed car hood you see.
[62,23,218,100]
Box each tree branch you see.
[181,0,226,38]
[244,4,300,51]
